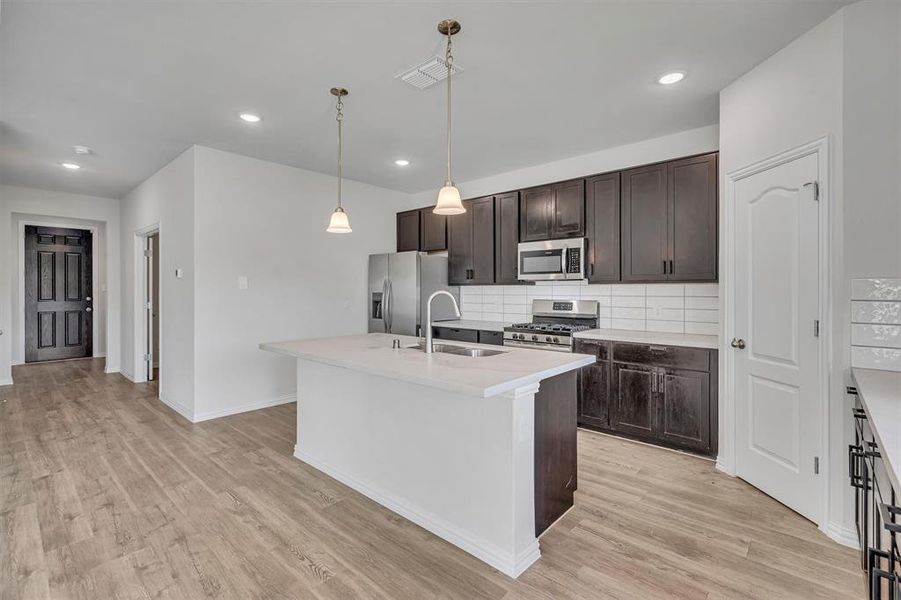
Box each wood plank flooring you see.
[1,358,863,599]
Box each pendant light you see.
[326,87,353,233]
[432,19,466,215]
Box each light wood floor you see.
[1,359,862,599]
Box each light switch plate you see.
[238,276,248,290]
[175,268,184,279]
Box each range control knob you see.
[546,336,553,342]
[531,334,539,342]
[553,337,560,343]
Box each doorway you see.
[24,225,93,362]
[727,142,827,525]
[143,231,160,382]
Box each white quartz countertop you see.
[852,368,901,493]
[574,328,719,349]
[431,319,509,332]
[260,333,594,398]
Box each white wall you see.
[119,147,196,418]
[0,185,121,383]
[191,146,415,420]
[719,0,901,545]
[408,125,719,205]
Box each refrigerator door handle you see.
[384,279,392,333]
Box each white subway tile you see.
[851,347,901,372]
[554,280,583,287]
[461,310,482,320]
[482,312,504,321]
[612,318,646,331]
[613,307,646,320]
[582,284,612,296]
[646,284,684,297]
[851,278,901,301]
[852,324,901,349]
[685,322,719,335]
[852,301,901,324]
[597,306,613,319]
[647,296,685,309]
[503,286,528,297]
[502,295,529,305]
[684,283,719,297]
[685,296,719,310]
[596,296,613,307]
[596,317,612,329]
[460,287,482,300]
[646,320,685,333]
[686,309,719,323]
[646,307,685,321]
[505,312,528,323]
[612,295,646,308]
[613,284,645,296]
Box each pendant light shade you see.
[433,19,466,216]
[326,206,352,233]
[326,87,352,233]
[434,183,465,215]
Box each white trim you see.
[192,394,296,423]
[16,218,104,364]
[824,521,858,548]
[158,390,194,423]
[119,369,139,383]
[294,445,540,578]
[0,378,13,386]
[722,136,832,531]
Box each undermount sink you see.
[404,343,506,357]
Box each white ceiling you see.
[1,1,849,199]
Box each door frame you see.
[720,136,832,534]
[132,222,161,385]
[17,218,100,363]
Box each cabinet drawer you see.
[573,339,610,361]
[432,327,478,344]
[613,342,709,372]
[478,330,504,346]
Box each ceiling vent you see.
[396,56,463,90]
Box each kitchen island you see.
[260,333,594,578]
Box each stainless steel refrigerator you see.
[368,252,460,336]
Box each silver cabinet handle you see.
[85,307,92,312]
[731,338,746,349]
[86,296,92,301]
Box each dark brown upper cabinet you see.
[585,173,621,283]
[494,192,522,284]
[448,197,495,285]
[621,163,668,281]
[396,209,421,252]
[419,208,447,252]
[520,179,585,242]
[669,153,717,281]
[621,153,717,282]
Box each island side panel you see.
[534,370,578,536]
[293,359,540,578]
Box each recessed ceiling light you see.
[72,145,93,155]
[394,159,411,167]
[658,71,686,85]
[60,162,81,170]
[239,112,262,123]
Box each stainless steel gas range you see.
[503,299,599,352]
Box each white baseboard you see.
[293,446,540,578]
[119,370,140,383]
[715,458,736,476]
[192,394,295,423]
[158,391,195,423]
[11,359,23,366]
[0,377,13,386]
[824,521,858,548]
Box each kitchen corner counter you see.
[574,328,719,350]
[260,333,593,398]
[852,367,901,492]
[431,319,510,332]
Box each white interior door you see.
[733,151,821,522]
[145,235,154,381]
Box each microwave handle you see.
[561,246,567,274]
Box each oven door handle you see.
[503,339,572,353]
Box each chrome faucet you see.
[425,290,461,354]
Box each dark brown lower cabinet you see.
[431,326,504,346]
[576,339,717,457]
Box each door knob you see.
[85,307,92,313]
[730,338,745,349]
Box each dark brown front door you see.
[24,226,93,363]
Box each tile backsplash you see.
[851,278,901,372]
[459,281,719,335]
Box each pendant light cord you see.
[445,31,453,185]
[336,94,344,209]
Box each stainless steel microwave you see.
[517,238,586,281]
